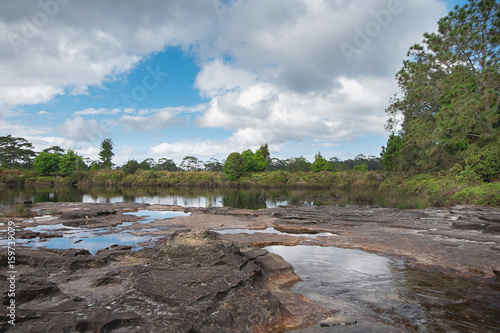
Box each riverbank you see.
[1,169,499,208]
[1,202,499,331]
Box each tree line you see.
[381,0,499,181]
[0,135,382,177]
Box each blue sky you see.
[0,0,469,165]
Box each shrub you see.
[33,152,60,174]
[353,163,368,172]
[122,160,140,174]
[224,152,247,181]
[465,144,500,181]
[312,152,331,172]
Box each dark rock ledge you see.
[0,230,333,333]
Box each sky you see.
[0,0,469,165]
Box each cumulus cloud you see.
[57,116,106,142]
[0,0,448,158]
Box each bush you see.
[312,152,331,172]
[33,152,60,174]
[224,152,247,181]
[465,144,500,181]
[448,183,500,206]
[353,163,368,172]
[122,160,140,174]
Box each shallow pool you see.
[266,245,500,332]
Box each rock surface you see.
[1,202,500,332]
[0,228,333,332]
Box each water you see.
[1,210,189,255]
[214,227,335,237]
[0,186,327,209]
[266,245,500,332]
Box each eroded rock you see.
[0,230,333,332]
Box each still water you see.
[0,186,328,209]
[267,245,500,332]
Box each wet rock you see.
[59,208,116,220]
[0,230,333,332]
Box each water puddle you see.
[214,227,335,237]
[2,210,189,255]
[122,209,191,222]
[25,233,154,255]
[266,245,500,332]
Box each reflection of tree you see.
[221,190,267,210]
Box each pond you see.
[0,186,337,209]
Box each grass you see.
[3,204,35,218]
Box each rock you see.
[0,230,333,332]
[59,209,115,220]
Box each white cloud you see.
[74,108,121,116]
[57,116,106,142]
[0,0,448,159]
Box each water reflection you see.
[266,245,499,332]
[3,209,191,255]
[0,186,319,209]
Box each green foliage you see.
[33,151,60,174]
[328,155,383,171]
[385,0,500,174]
[43,146,64,155]
[448,183,500,206]
[155,158,178,171]
[287,156,312,173]
[4,204,35,218]
[258,144,270,161]
[253,150,267,172]
[380,134,403,171]
[241,149,255,171]
[203,158,223,172]
[353,163,368,172]
[224,152,247,180]
[312,152,330,172]
[99,138,114,169]
[267,158,288,171]
[139,158,154,170]
[122,159,140,174]
[464,144,500,181]
[59,149,84,175]
[180,156,201,171]
[0,135,36,168]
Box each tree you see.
[204,158,224,172]
[180,156,201,171]
[258,144,270,162]
[241,149,255,171]
[287,156,312,172]
[43,146,65,156]
[385,0,500,173]
[122,159,139,174]
[155,158,178,171]
[0,135,36,168]
[139,158,154,170]
[312,152,331,172]
[224,152,247,180]
[59,149,84,175]
[253,150,267,172]
[353,163,368,172]
[267,158,287,171]
[381,134,403,171]
[33,151,60,174]
[99,138,114,169]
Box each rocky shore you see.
[1,202,500,332]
